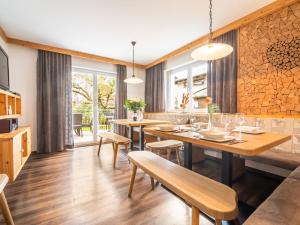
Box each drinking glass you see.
[221,113,231,137]
[176,116,184,132]
[235,113,245,141]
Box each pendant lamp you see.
[191,0,233,61]
[124,41,143,84]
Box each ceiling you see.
[0,0,274,64]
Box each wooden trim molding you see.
[0,25,145,68]
[7,38,145,68]
[145,0,298,68]
[0,26,8,42]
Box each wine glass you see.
[176,116,184,132]
[235,113,245,141]
[221,113,231,137]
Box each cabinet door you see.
[12,135,22,179]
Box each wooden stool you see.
[98,132,131,168]
[145,140,183,165]
[0,174,14,225]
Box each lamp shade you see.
[124,76,143,84]
[191,42,233,61]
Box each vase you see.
[132,111,138,121]
[207,113,213,130]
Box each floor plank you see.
[0,145,213,225]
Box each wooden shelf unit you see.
[0,127,31,182]
[0,89,21,119]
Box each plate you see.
[197,135,236,143]
[234,126,265,134]
[198,129,226,139]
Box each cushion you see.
[244,177,300,225]
[245,151,300,170]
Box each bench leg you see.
[192,206,199,225]
[128,164,137,197]
[215,219,222,225]
[150,177,155,190]
[113,144,118,168]
[167,149,171,161]
[97,137,103,156]
[125,143,129,154]
[0,192,14,225]
[176,148,181,165]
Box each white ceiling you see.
[0,0,274,64]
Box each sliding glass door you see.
[72,68,116,145]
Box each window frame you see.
[166,61,207,112]
[72,66,117,144]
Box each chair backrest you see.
[73,113,83,126]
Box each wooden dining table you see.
[111,119,170,151]
[143,127,291,187]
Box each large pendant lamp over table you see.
[124,41,143,84]
[191,0,233,61]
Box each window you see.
[72,68,116,145]
[167,62,207,111]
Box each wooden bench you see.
[244,165,300,225]
[98,132,131,168]
[127,151,238,225]
[0,174,14,225]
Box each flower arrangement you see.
[124,98,145,113]
[180,93,190,111]
[202,96,219,129]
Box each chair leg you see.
[176,148,181,165]
[0,192,14,225]
[113,144,118,168]
[167,149,171,161]
[150,177,155,190]
[192,206,199,225]
[128,164,137,197]
[97,137,103,156]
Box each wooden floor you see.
[0,145,283,225]
[0,145,213,225]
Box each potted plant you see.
[124,98,145,121]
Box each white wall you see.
[0,39,146,151]
[8,45,37,151]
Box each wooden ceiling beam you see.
[145,0,298,69]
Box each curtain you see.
[37,50,73,153]
[207,30,238,113]
[114,65,127,136]
[145,62,165,112]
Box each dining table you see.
[111,119,170,151]
[143,127,291,187]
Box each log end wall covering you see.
[238,2,300,115]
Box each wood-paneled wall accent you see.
[238,2,300,115]
[145,0,298,68]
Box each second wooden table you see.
[111,119,170,150]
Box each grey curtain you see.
[114,65,127,136]
[207,30,238,113]
[145,62,165,112]
[37,50,73,153]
